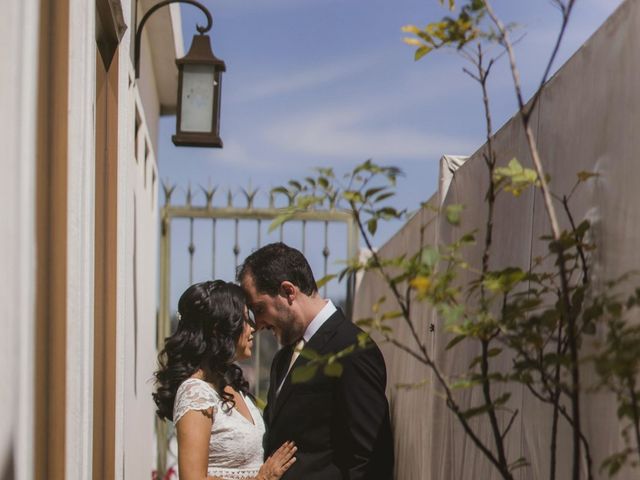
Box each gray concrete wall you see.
[353,0,640,478]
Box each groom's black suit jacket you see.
[263,309,394,480]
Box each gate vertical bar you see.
[189,218,195,284]
[254,219,261,399]
[301,220,307,254]
[345,215,358,320]
[233,219,240,270]
[157,203,172,476]
[322,221,329,298]
[211,218,217,278]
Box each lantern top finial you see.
[177,34,226,72]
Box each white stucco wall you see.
[65,1,98,479]
[0,1,40,478]
[0,0,174,478]
[117,3,168,478]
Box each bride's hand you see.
[256,441,297,480]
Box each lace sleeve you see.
[173,379,219,424]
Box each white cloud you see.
[203,138,257,167]
[228,53,384,102]
[262,104,477,162]
[210,0,339,13]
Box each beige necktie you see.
[277,338,305,395]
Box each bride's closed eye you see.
[246,308,257,328]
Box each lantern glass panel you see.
[180,64,216,133]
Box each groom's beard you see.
[275,303,303,347]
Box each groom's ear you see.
[279,281,296,305]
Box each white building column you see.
[0,0,40,479]
[65,0,97,478]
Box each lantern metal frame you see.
[134,0,226,148]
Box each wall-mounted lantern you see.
[135,0,225,148]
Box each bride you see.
[153,280,296,480]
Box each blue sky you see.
[157,0,623,304]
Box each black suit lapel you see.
[269,310,345,424]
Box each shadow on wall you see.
[2,443,14,480]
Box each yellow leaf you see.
[410,275,432,295]
[401,24,421,34]
[577,171,599,182]
[403,37,423,47]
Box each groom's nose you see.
[254,316,268,331]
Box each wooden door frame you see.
[93,1,122,477]
[35,0,70,479]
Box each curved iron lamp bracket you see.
[134,0,213,78]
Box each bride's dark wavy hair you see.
[153,280,252,421]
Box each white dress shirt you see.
[302,299,337,343]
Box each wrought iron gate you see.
[156,184,359,474]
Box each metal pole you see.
[157,208,172,475]
[346,216,359,321]
[134,0,213,78]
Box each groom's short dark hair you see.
[237,242,318,297]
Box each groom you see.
[238,242,394,479]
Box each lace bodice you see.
[173,378,266,479]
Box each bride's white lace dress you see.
[173,378,266,479]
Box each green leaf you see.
[356,331,372,348]
[269,211,295,233]
[508,457,529,471]
[375,192,395,203]
[574,220,590,238]
[459,233,475,244]
[577,171,599,182]
[291,364,318,383]
[318,177,330,189]
[600,451,628,476]
[415,45,432,60]
[324,361,343,378]
[367,218,378,236]
[381,310,403,320]
[462,403,492,419]
[446,334,466,350]
[445,204,464,225]
[356,318,373,328]
[487,348,502,358]
[583,303,603,323]
[484,267,526,293]
[316,274,337,289]
[617,403,635,419]
[365,187,385,199]
[421,247,440,268]
[441,304,465,325]
[299,348,320,361]
[493,392,511,406]
[469,355,482,369]
[450,378,479,389]
[493,158,542,196]
[253,396,267,411]
[343,190,363,203]
[378,207,401,219]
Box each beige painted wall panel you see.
[354,0,640,478]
